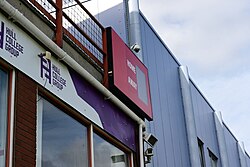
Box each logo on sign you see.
[0,21,24,57]
[39,54,67,90]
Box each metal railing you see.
[28,0,106,67]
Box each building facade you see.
[0,0,249,167]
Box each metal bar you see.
[74,0,104,30]
[102,29,108,87]
[33,1,56,23]
[55,0,63,47]
[48,0,58,9]
[29,0,106,66]
[63,29,103,68]
[63,12,104,55]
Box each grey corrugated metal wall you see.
[139,12,250,167]
[140,15,190,167]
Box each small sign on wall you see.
[106,27,153,120]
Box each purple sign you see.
[39,54,67,90]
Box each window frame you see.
[93,127,134,167]
[208,149,218,167]
[0,61,15,167]
[37,90,134,167]
[36,95,91,167]
[198,138,206,167]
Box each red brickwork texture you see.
[14,71,37,167]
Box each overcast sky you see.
[139,0,250,153]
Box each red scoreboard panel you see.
[106,27,153,120]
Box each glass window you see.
[0,68,8,167]
[208,149,218,167]
[39,99,88,167]
[93,133,129,167]
[198,139,205,167]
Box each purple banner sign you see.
[69,68,137,151]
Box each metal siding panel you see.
[247,155,250,167]
[165,52,185,167]
[224,126,241,167]
[170,61,190,167]
[140,16,190,167]
[191,84,202,137]
[154,38,176,167]
[161,47,181,167]
[141,21,168,167]
[190,83,221,166]
[167,54,191,167]
[198,93,206,141]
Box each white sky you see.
[139,0,250,153]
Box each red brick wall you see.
[14,71,37,167]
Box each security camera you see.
[130,43,141,53]
[145,147,153,157]
[144,133,158,147]
[144,147,154,164]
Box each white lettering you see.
[127,59,136,74]
[128,76,137,90]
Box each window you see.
[208,149,217,167]
[37,98,132,167]
[93,133,129,167]
[198,139,205,167]
[0,67,8,167]
[37,99,88,167]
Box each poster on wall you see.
[107,27,153,120]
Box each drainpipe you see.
[8,71,15,167]
[128,0,143,62]
[139,124,144,167]
[237,142,247,167]
[179,66,200,167]
[214,111,229,167]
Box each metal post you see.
[55,0,63,47]
[102,29,109,88]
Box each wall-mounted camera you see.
[145,147,153,157]
[143,133,158,164]
[144,147,153,164]
[130,43,141,53]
